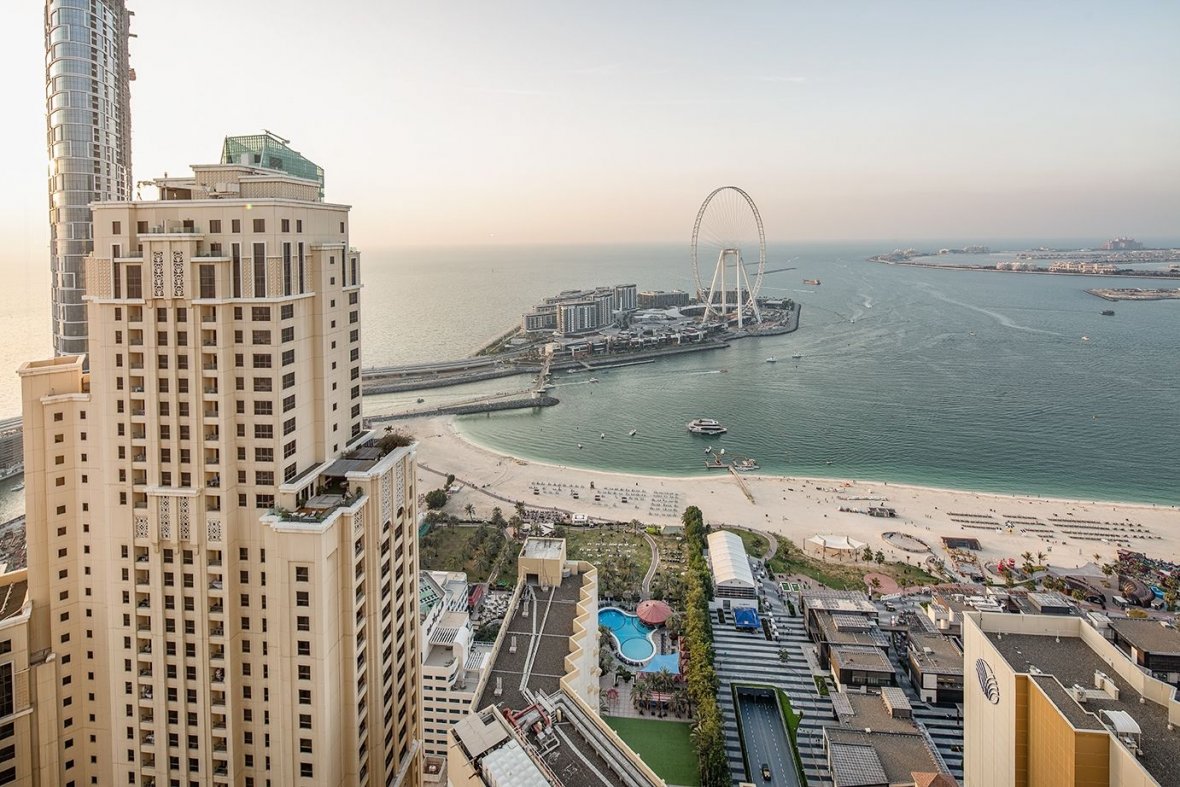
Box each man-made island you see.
[870,237,1180,280]
[1086,287,1180,302]
[364,282,800,395]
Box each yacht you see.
[765,357,778,363]
[791,353,803,360]
[687,418,727,435]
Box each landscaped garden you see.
[767,536,940,591]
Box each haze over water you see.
[359,241,1180,506]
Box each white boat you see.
[588,377,599,383]
[765,357,777,363]
[628,429,637,436]
[733,458,760,472]
[791,353,803,360]
[599,433,605,439]
[13,483,24,492]
[687,418,727,435]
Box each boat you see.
[599,433,606,439]
[687,418,727,435]
[13,483,24,492]
[704,446,712,453]
[804,278,821,285]
[1082,336,1090,342]
[628,429,638,437]
[577,443,583,449]
[733,458,760,472]
[791,353,803,360]
[1101,309,1115,316]
[765,357,777,363]
[588,377,599,383]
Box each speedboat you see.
[588,377,599,383]
[791,353,803,360]
[765,357,777,363]
[600,433,605,439]
[628,429,638,437]
[687,418,727,435]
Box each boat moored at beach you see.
[687,418,727,435]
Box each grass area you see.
[720,527,770,558]
[420,524,507,581]
[603,716,699,786]
[767,537,941,591]
[564,527,655,599]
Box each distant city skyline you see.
[2,1,1179,250]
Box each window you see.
[296,591,309,607]
[253,218,265,233]
[282,395,295,413]
[253,401,273,416]
[281,304,293,319]
[255,448,274,463]
[231,219,241,233]
[254,425,273,440]
[301,763,314,778]
[252,353,272,369]
[125,265,142,299]
[252,243,266,297]
[283,419,296,436]
[298,689,311,705]
[209,219,221,233]
[252,330,271,345]
[112,221,121,234]
[282,372,295,389]
[252,306,270,322]
[282,349,295,366]
[282,243,292,296]
[255,494,274,509]
[232,242,242,298]
[253,378,272,392]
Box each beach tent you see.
[733,607,761,630]
[807,534,868,559]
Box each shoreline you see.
[404,414,1180,577]
[448,420,1177,510]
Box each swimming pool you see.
[599,607,656,665]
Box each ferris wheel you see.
[690,186,766,326]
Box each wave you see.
[918,285,1061,336]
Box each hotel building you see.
[448,538,663,787]
[963,611,1180,786]
[45,0,134,357]
[16,149,423,785]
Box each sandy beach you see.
[403,415,1180,577]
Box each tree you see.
[875,550,885,565]
[464,503,475,520]
[489,507,506,528]
[424,489,448,510]
[514,501,526,520]
[1021,551,1034,573]
[862,545,874,562]
[777,648,790,663]
[1036,551,1047,566]
[445,473,455,487]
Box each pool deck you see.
[600,606,657,666]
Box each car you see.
[761,763,772,781]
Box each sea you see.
[2,239,1179,515]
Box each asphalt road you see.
[737,691,801,787]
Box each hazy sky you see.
[3,1,1178,247]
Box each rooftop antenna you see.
[262,129,291,145]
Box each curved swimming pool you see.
[599,607,656,665]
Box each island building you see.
[45,0,135,358]
[447,537,663,787]
[824,689,956,787]
[15,149,424,785]
[637,290,690,309]
[963,611,1180,787]
[521,284,637,336]
[1102,237,1145,251]
[419,570,491,781]
[1049,261,1120,275]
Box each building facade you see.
[19,157,422,786]
[45,0,134,357]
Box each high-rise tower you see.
[18,151,423,785]
[45,0,134,357]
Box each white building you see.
[707,530,757,599]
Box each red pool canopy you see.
[636,599,673,626]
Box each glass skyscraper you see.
[45,0,133,357]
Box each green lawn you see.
[604,716,699,786]
[720,527,770,558]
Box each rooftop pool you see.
[599,607,655,665]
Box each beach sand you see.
[403,415,1180,578]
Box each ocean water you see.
[370,242,1180,506]
[2,240,1179,507]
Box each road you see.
[737,689,801,787]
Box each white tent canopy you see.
[807,534,867,554]
[706,530,756,593]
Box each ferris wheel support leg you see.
[702,250,724,325]
[735,251,743,330]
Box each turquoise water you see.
[435,244,1180,506]
[600,607,656,663]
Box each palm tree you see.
[1036,550,1046,566]
[464,503,475,520]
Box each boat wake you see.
[920,286,1061,336]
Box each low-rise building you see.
[830,645,897,691]
[1107,618,1180,686]
[420,571,491,779]
[963,611,1180,786]
[907,632,965,705]
[706,530,756,599]
[825,690,956,786]
[637,290,690,309]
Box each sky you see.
[2,1,1178,248]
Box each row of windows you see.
[114,217,339,236]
